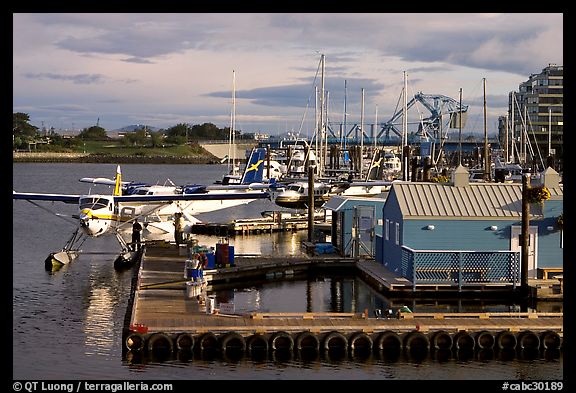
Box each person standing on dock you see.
[132,218,143,251]
[174,212,185,245]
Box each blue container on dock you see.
[315,243,335,254]
[228,245,234,267]
[206,252,215,269]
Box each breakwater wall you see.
[13,152,218,164]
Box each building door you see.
[352,205,375,258]
[510,225,538,279]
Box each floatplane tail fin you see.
[113,165,122,196]
[240,147,266,184]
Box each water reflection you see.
[209,275,554,316]
[477,349,495,362]
[140,229,308,257]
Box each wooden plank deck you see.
[355,259,412,290]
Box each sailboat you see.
[220,70,241,185]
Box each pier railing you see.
[401,246,520,291]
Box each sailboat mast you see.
[360,88,365,178]
[505,112,509,164]
[522,105,527,166]
[483,78,490,181]
[319,54,325,177]
[232,70,237,174]
[228,70,236,174]
[548,108,552,157]
[374,104,378,151]
[511,92,515,163]
[402,71,408,180]
[343,80,347,158]
[326,90,330,172]
[315,86,319,173]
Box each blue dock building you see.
[373,166,563,290]
[323,196,387,258]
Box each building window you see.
[385,219,389,240]
[395,223,400,245]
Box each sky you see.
[12,13,563,137]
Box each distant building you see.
[499,64,563,170]
[242,132,270,140]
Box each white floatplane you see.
[80,147,278,235]
[13,149,275,270]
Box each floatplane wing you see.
[12,189,270,204]
[79,177,130,187]
[328,180,393,192]
[338,180,394,188]
[113,191,270,203]
[12,191,80,203]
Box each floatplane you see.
[80,147,277,234]
[13,148,277,270]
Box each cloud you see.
[13,13,562,133]
[36,104,92,112]
[122,57,155,64]
[264,13,562,76]
[22,73,106,85]
[207,76,386,109]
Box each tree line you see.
[12,112,248,150]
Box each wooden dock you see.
[191,212,328,236]
[124,244,563,358]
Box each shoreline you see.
[12,152,220,164]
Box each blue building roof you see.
[389,181,562,220]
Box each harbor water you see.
[12,163,563,380]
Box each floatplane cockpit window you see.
[79,197,110,210]
[287,185,304,193]
[133,189,150,195]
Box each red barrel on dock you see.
[216,243,229,267]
